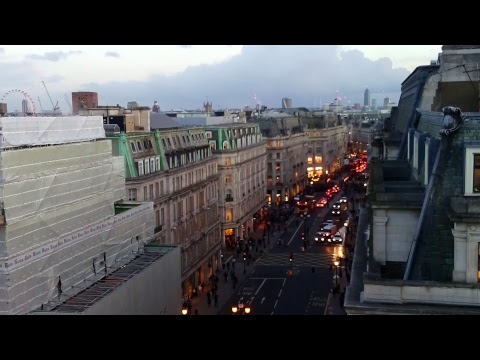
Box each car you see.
[332,209,341,216]
[340,197,347,203]
[332,202,341,210]
[315,232,333,242]
[316,201,326,208]
[320,222,330,231]
[332,232,343,243]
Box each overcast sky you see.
[0,45,442,113]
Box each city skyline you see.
[0,45,442,113]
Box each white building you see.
[0,116,175,315]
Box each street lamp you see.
[182,303,188,315]
[243,252,247,274]
[301,213,310,250]
[333,260,339,291]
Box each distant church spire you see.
[152,101,160,113]
[203,101,212,112]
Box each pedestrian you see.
[214,293,218,307]
[194,308,199,315]
[226,261,230,271]
[224,270,228,282]
[207,293,212,308]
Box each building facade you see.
[345,45,480,315]
[305,124,348,178]
[72,91,99,115]
[108,120,221,299]
[205,124,268,249]
[0,116,157,314]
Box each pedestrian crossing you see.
[255,252,336,268]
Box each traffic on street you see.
[217,155,369,315]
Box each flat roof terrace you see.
[39,245,174,314]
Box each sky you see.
[0,45,443,113]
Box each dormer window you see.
[464,145,480,195]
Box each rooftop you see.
[38,245,175,314]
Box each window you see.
[225,209,233,222]
[150,157,155,172]
[144,159,150,174]
[143,186,147,201]
[128,188,137,201]
[137,141,143,151]
[155,182,159,198]
[477,243,480,283]
[156,156,161,171]
[149,184,154,200]
[464,147,480,195]
[137,161,144,176]
[130,142,137,153]
[474,155,480,192]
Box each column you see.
[452,225,467,282]
[372,215,388,265]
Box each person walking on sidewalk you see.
[207,292,212,307]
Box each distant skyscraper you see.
[372,99,377,110]
[384,97,390,107]
[22,99,30,114]
[364,87,370,107]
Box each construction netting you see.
[0,116,155,314]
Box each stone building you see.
[106,109,221,300]
[345,45,480,314]
[205,123,267,249]
[251,117,307,205]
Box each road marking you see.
[273,299,278,308]
[261,297,265,304]
[254,278,267,295]
[324,293,331,315]
[288,221,304,246]
[250,277,287,280]
[278,289,282,297]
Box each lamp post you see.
[243,253,247,274]
[182,302,188,315]
[232,301,251,315]
[289,252,293,276]
[333,260,339,291]
[301,213,310,250]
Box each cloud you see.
[105,51,120,58]
[179,45,193,49]
[25,50,82,62]
[81,45,410,110]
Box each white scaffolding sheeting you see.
[0,116,105,149]
[0,140,125,257]
[0,202,154,314]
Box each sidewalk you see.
[188,219,290,315]
[186,208,349,315]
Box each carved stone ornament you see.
[440,106,465,136]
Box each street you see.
[218,191,348,315]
